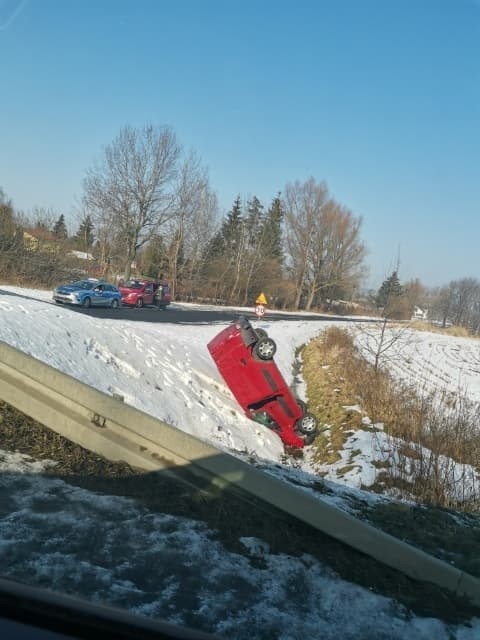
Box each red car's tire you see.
[297,412,317,435]
[253,337,276,360]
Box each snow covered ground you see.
[0,284,479,639]
[353,323,480,403]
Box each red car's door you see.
[143,283,155,305]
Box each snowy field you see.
[353,323,480,403]
[0,284,479,639]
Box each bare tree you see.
[304,201,366,310]
[83,124,180,280]
[401,278,427,319]
[431,284,455,328]
[283,178,326,309]
[355,319,412,371]
[166,152,218,298]
[283,177,367,310]
[182,188,219,299]
[451,278,480,327]
[0,189,23,279]
[27,206,57,232]
[431,278,480,330]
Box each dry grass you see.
[302,327,480,511]
[398,320,475,339]
[301,328,364,465]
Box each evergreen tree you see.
[201,196,245,265]
[376,271,403,309]
[263,194,284,261]
[52,214,68,239]
[245,195,264,248]
[203,229,225,261]
[141,234,168,279]
[74,215,94,251]
[221,196,243,254]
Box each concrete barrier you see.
[0,338,479,607]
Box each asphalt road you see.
[0,287,365,324]
[53,302,358,324]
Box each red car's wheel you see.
[135,298,144,308]
[253,337,276,360]
[297,412,317,435]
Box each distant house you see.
[23,229,57,253]
[68,250,95,261]
[411,305,428,321]
[66,250,102,276]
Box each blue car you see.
[53,279,122,308]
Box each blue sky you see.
[0,0,478,289]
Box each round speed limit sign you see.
[254,304,265,318]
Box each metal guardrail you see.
[1,338,480,607]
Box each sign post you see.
[254,292,268,319]
[254,304,265,318]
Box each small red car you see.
[118,280,171,309]
[207,316,318,449]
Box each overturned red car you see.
[207,316,318,449]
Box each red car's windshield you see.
[123,281,145,289]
